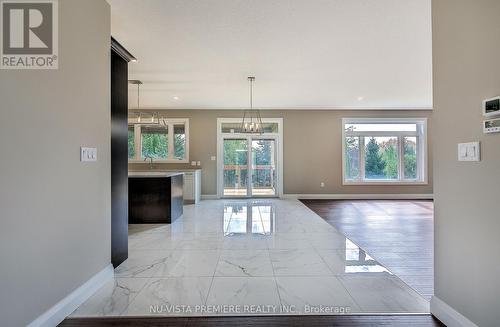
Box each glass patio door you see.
[223,139,249,197]
[222,137,277,198]
[251,139,277,196]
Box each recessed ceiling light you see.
[173,96,180,101]
[130,58,138,63]
[357,96,365,101]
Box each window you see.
[173,124,186,160]
[342,118,427,184]
[128,118,189,162]
[141,125,168,159]
[128,126,135,159]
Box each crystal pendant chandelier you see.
[240,76,264,134]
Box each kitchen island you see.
[128,172,183,224]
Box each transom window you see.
[128,118,189,163]
[342,118,427,184]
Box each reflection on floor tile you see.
[71,199,429,317]
[317,248,390,275]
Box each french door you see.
[222,136,278,198]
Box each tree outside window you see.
[141,126,168,159]
[345,136,360,180]
[128,126,135,159]
[404,137,417,179]
[364,137,399,180]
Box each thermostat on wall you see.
[483,117,500,134]
[483,96,500,117]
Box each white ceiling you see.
[109,0,432,110]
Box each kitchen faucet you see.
[144,156,154,169]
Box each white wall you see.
[432,0,500,326]
[0,1,111,326]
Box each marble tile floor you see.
[71,199,429,318]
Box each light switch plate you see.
[458,142,480,162]
[211,156,216,161]
[191,161,196,166]
[81,147,97,162]
[197,161,201,166]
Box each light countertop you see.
[128,171,184,178]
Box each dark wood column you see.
[111,38,136,268]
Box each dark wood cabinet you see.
[128,174,184,224]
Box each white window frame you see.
[128,118,190,163]
[216,118,284,199]
[342,118,428,185]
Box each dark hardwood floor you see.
[301,199,434,300]
[60,315,444,327]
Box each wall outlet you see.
[197,161,201,166]
[320,182,325,188]
[211,156,216,161]
[80,147,97,162]
[191,161,197,166]
[458,142,480,162]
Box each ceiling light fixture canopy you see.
[240,76,264,134]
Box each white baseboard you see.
[201,193,433,200]
[430,296,478,327]
[201,194,218,200]
[283,193,434,200]
[27,264,113,327]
